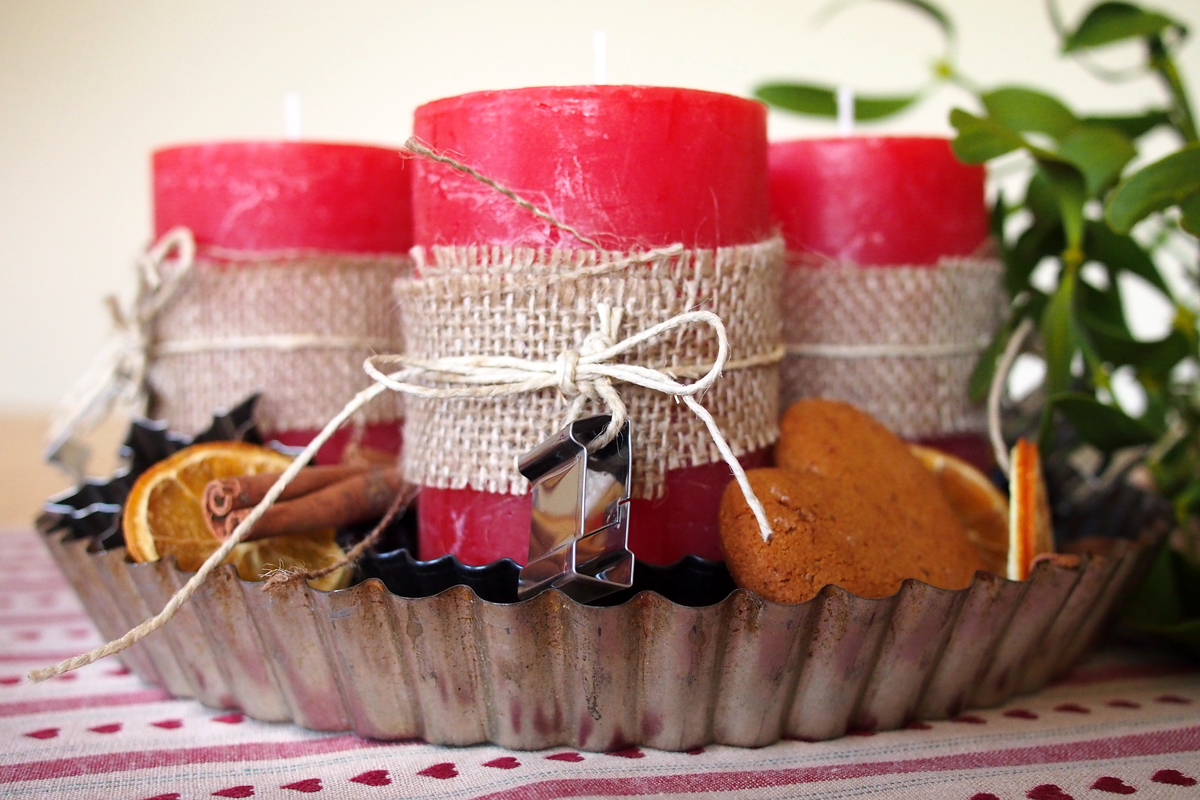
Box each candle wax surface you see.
[413,85,770,250]
[412,85,772,566]
[153,141,412,462]
[769,137,988,266]
[154,141,412,253]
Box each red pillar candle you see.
[768,137,996,468]
[152,141,412,462]
[412,85,773,566]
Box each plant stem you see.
[1149,35,1198,143]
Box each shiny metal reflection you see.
[518,415,633,602]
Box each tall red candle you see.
[412,85,773,566]
[769,137,994,467]
[153,141,412,461]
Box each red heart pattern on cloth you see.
[1026,784,1073,799]
[350,770,391,786]
[484,756,521,769]
[211,713,244,724]
[1092,776,1137,794]
[212,787,254,798]
[24,727,58,739]
[88,723,121,733]
[142,794,181,800]
[0,676,19,685]
[151,719,183,729]
[1053,703,1090,714]
[1152,768,1198,786]
[971,794,1001,800]
[1107,699,1140,708]
[608,747,645,758]
[418,762,459,779]
[1155,694,1192,704]
[280,778,321,793]
[1004,708,1038,719]
[546,752,585,762]
[953,715,987,724]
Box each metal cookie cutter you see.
[517,414,634,602]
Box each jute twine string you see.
[261,480,420,589]
[403,138,604,250]
[29,139,776,683]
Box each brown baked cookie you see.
[720,468,921,603]
[774,398,985,590]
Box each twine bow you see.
[365,302,775,539]
[45,227,196,479]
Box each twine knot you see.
[364,302,772,535]
[45,227,196,479]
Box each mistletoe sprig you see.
[757,0,1200,529]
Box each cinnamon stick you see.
[213,467,408,542]
[203,464,369,517]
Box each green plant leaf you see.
[1085,220,1174,299]
[982,87,1079,138]
[1042,270,1079,398]
[754,83,920,120]
[1106,142,1200,233]
[1038,160,1088,250]
[1081,110,1172,138]
[1181,190,1200,237]
[1058,125,1137,196]
[1063,1,1186,52]
[950,108,1028,162]
[1052,392,1159,451]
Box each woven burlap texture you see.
[396,239,784,498]
[782,256,1005,439]
[147,253,409,436]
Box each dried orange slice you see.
[1008,438,1055,581]
[909,444,1009,576]
[123,441,350,591]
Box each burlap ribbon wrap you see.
[782,255,1005,439]
[148,251,410,436]
[395,239,785,499]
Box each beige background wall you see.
[1,0,1198,522]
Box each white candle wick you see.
[593,30,608,85]
[836,85,855,136]
[284,92,302,141]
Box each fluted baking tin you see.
[41,515,1163,751]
